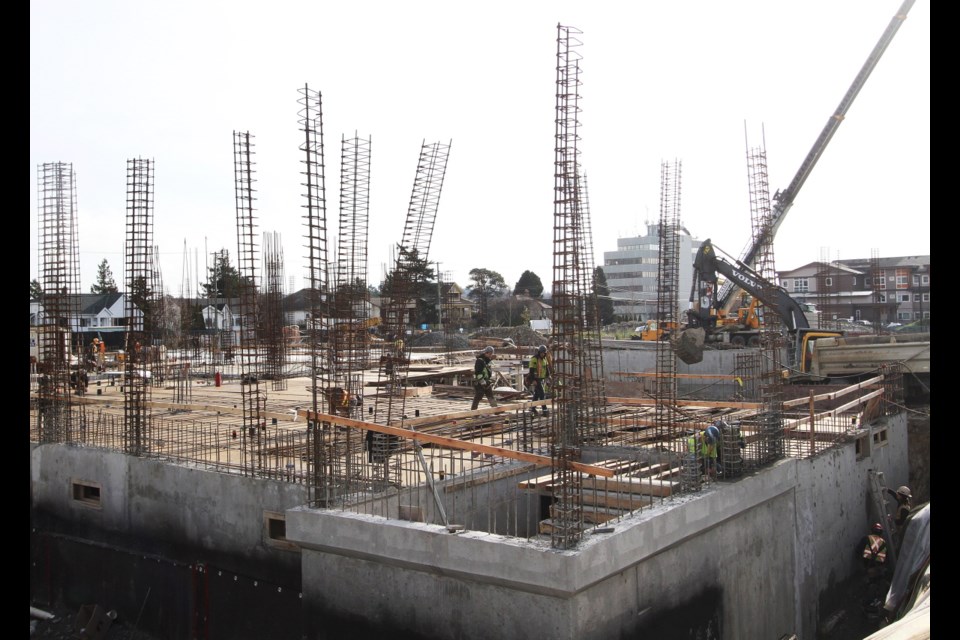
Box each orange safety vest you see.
[862,534,887,564]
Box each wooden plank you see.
[298,409,615,477]
[606,396,761,410]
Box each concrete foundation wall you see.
[286,414,908,640]
[30,445,308,580]
[29,414,909,640]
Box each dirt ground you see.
[30,602,160,639]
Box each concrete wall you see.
[30,445,308,582]
[286,414,909,640]
[601,340,766,400]
[29,415,910,640]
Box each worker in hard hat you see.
[858,522,890,618]
[470,346,498,411]
[526,345,551,417]
[885,485,913,528]
[688,424,720,480]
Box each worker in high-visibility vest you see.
[470,346,498,411]
[526,345,551,417]
[687,425,720,479]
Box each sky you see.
[30,0,929,298]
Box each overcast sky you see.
[30,0,929,297]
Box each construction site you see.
[30,5,928,640]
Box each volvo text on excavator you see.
[678,239,843,374]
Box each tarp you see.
[883,503,930,619]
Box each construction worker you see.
[688,425,720,480]
[860,522,888,576]
[858,522,890,618]
[885,485,913,528]
[526,345,551,416]
[470,346,498,411]
[97,337,106,370]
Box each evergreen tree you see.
[30,279,43,301]
[467,268,507,326]
[513,270,545,298]
[201,251,243,299]
[593,266,615,325]
[90,259,119,294]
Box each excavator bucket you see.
[671,328,705,364]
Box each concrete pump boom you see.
[716,0,916,315]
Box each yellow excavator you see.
[633,319,679,341]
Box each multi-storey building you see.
[602,223,701,321]
[777,255,930,328]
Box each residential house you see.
[777,255,930,326]
[438,283,476,328]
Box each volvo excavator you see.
[676,239,842,374]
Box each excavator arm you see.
[689,240,810,333]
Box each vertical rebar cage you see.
[550,23,586,549]
[124,158,155,456]
[37,162,81,443]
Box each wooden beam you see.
[298,409,615,478]
[606,396,761,410]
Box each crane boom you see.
[717,0,916,314]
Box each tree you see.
[90,259,119,294]
[201,251,243,299]
[592,267,615,325]
[467,268,507,326]
[513,270,545,298]
[379,249,438,327]
[30,279,43,301]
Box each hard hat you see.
[896,486,912,499]
[872,522,884,534]
[538,345,547,354]
[483,346,495,355]
[704,425,720,444]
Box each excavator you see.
[677,238,842,374]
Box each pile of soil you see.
[470,326,549,347]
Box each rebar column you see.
[149,244,166,387]
[262,231,288,391]
[323,132,373,502]
[36,162,81,443]
[298,85,331,507]
[654,160,688,489]
[549,23,586,549]
[575,172,607,443]
[233,131,266,475]
[123,158,155,456]
[870,249,883,331]
[746,137,784,465]
[375,140,451,433]
[816,247,831,331]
